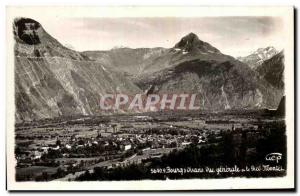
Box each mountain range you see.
[14,18,284,122]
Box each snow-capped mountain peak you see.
[237,46,278,70]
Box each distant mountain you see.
[82,47,167,75]
[237,47,278,70]
[14,18,141,122]
[83,32,235,75]
[135,36,283,110]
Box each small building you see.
[32,151,42,160]
[65,144,72,149]
[124,144,132,151]
[181,142,192,146]
[52,145,60,150]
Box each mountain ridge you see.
[14,17,285,121]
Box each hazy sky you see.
[40,17,284,57]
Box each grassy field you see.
[16,166,58,180]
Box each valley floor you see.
[14,110,286,181]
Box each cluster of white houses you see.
[16,122,210,165]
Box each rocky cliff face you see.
[136,59,283,110]
[14,18,141,122]
[256,51,284,89]
[14,18,284,121]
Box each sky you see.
[39,17,284,57]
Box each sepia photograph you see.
[6,6,295,191]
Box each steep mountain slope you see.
[137,59,282,110]
[14,18,89,60]
[256,51,284,89]
[14,18,141,122]
[237,47,278,70]
[136,40,283,110]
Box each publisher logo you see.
[265,153,282,163]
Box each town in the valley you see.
[15,109,286,181]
